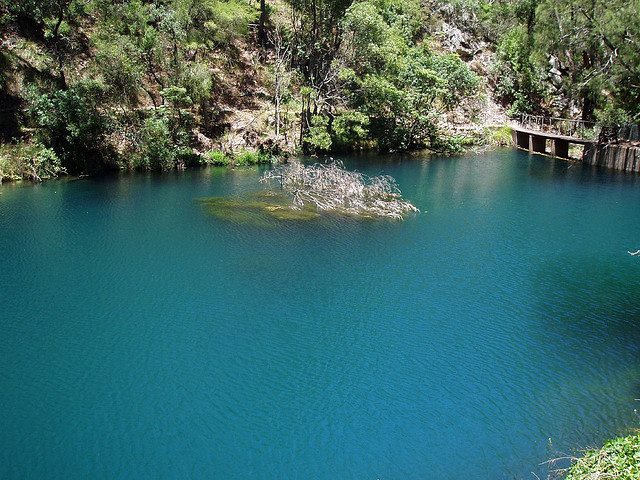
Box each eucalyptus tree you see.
[535,0,640,121]
[287,0,355,136]
[488,0,639,121]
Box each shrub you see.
[133,114,176,170]
[175,147,200,167]
[0,143,64,183]
[304,115,332,152]
[28,79,111,174]
[205,0,255,45]
[233,150,272,166]
[492,26,545,115]
[179,63,213,104]
[430,135,465,154]
[94,35,144,107]
[596,105,630,129]
[332,111,370,150]
[127,106,195,171]
[486,125,513,146]
[203,149,272,167]
[430,54,480,109]
[25,143,63,180]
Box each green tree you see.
[5,0,88,89]
[492,25,545,115]
[28,79,111,173]
[288,0,355,137]
[535,0,640,120]
[335,0,478,151]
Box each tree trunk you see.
[275,94,281,140]
[258,0,267,48]
[53,0,68,90]
[581,90,596,122]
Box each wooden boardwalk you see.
[511,116,597,159]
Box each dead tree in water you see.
[260,161,419,219]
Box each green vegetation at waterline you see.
[444,125,515,151]
[203,149,275,167]
[1,0,639,184]
[564,434,640,480]
[0,142,63,183]
[0,0,483,182]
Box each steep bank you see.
[0,0,510,183]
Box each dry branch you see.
[260,161,419,219]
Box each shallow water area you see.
[198,190,322,225]
[1,151,640,479]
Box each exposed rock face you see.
[434,3,482,59]
[548,55,563,86]
[440,22,479,60]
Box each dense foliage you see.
[337,0,479,151]
[453,0,640,121]
[0,0,485,179]
[0,0,253,176]
[0,0,638,180]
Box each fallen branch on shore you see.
[260,160,419,220]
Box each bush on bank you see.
[204,149,274,167]
[565,434,640,480]
[0,143,64,183]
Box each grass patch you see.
[485,125,513,146]
[233,149,274,166]
[203,149,275,167]
[442,125,513,149]
[203,149,232,166]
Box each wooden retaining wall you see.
[583,144,640,173]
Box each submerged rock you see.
[198,191,320,225]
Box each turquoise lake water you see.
[1,150,640,479]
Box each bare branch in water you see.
[260,161,419,219]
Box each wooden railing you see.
[599,123,640,143]
[514,114,639,145]
[516,114,598,140]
